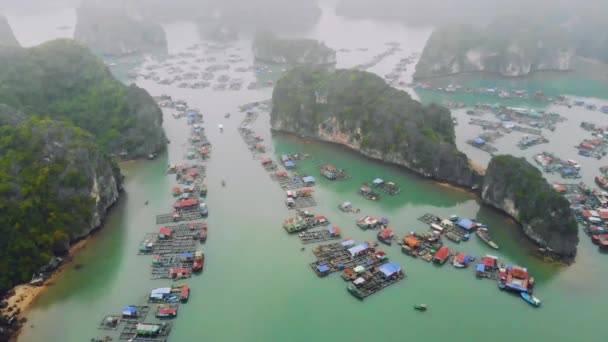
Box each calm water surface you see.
[9,2,608,341]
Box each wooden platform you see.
[119,322,172,342]
[347,270,405,299]
[417,213,441,225]
[298,229,340,244]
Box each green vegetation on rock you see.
[0,39,166,158]
[0,113,123,294]
[483,155,578,258]
[253,31,336,65]
[271,67,480,188]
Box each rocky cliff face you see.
[0,110,123,295]
[482,156,578,259]
[414,24,575,78]
[271,67,482,188]
[74,0,167,56]
[253,31,336,65]
[0,15,18,47]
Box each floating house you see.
[122,306,138,318]
[500,265,533,293]
[341,239,355,248]
[261,157,272,165]
[327,226,341,237]
[136,323,162,336]
[179,252,194,262]
[173,198,199,209]
[452,253,471,268]
[169,267,190,280]
[156,305,178,318]
[482,255,498,270]
[377,229,394,244]
[284,160,296,169]
[455,218,477,232]
[356,216,378,229]
[472,137,486,146]
[303,176,315,186]
[180,286,190,303]
[378,262,402,279]
[159,227,173,240]
[372,178,384,187]
[320,164,336,180]
[348,243,370,257]
[339,202,352,212]
[433,246,450,264]
[316,264,330,276]
[149,287,172,302]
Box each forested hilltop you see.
[0,39,166,158]
[271,67,579,260]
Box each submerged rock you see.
[253,31,336,65]
[74,0,167,56]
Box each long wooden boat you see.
[476,229,499,249]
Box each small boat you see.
[219,124,224,132]
[224,113,231,118]
[221,180,226,187]
[145,201,149,205]
[414,304,427,311]
[476,228,499,249]
[520,292,541,307]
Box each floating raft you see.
[271,172,305,190]
[119,322,172,342]
[311,253,387,277]
[291,196,317,209]
[298,228,341,244]
[347,267,405,299]
[320,164,351,181]
[417,213,441,225]
[156,210,202,224]
[371,179,401,195]
[152,237,198,256]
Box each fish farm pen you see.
[467,139,498,155]
[270,172,305,190]
[370,179,401,195]
[151,237,198,256]
[320,164,352,181]
[310,254,388,277]
[119,322,172,342]
[291,196,317,209]
[156,210,202,224]
[417,213,441,225]
[347,268,405,299]
[298,229,341,244]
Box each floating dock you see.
[119,322,172,342]
[298,228,341,244]
[418,213,441,225]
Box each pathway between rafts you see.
[91,101,211,342]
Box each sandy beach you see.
[2,237,94,340]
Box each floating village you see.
[65,37,607,341]
[235,99,544,307]
[92,98,210,342]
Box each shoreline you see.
[2,226,99,342]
